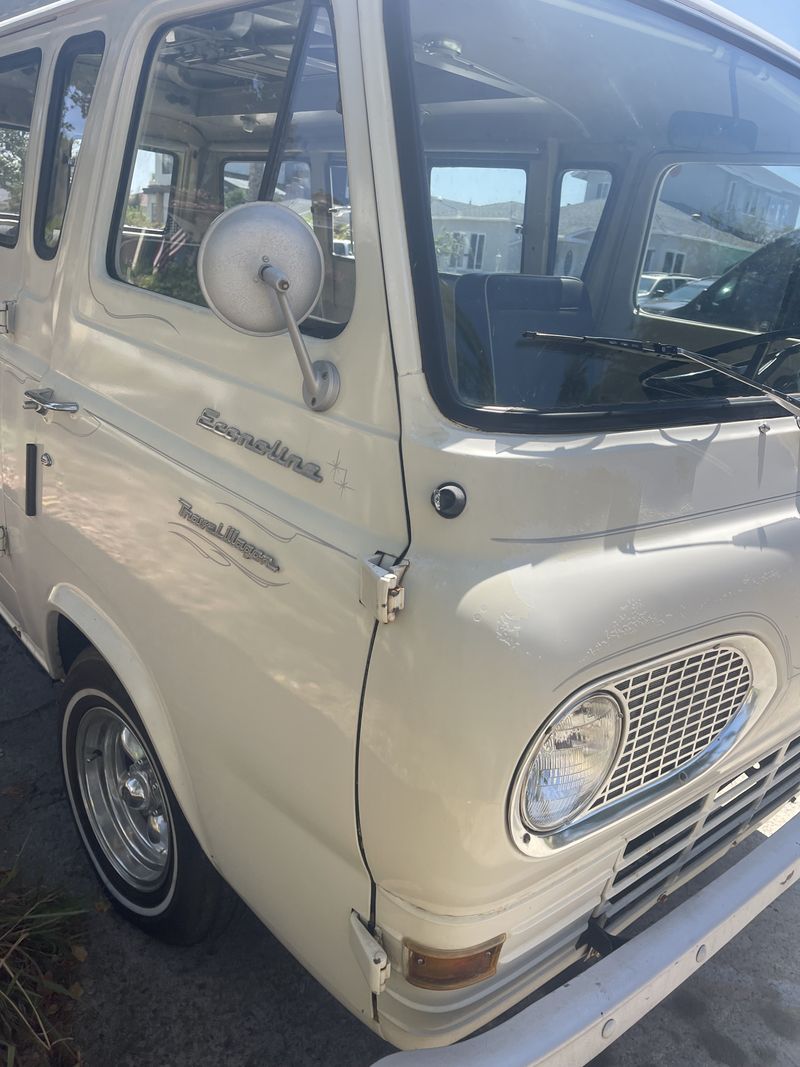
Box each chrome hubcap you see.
[75,707,171,891]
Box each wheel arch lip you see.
[46,582,211,858]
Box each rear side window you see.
[111,2,354,332]
[556,169,613,276]
[0,49,41,248]
[36,33,105,257]
[430,165,527,275]
[637,162,800,332]
[126,148,177,231]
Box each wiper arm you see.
[523,331,800,422]
[701,326,800,359]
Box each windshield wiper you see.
[701,326,800,359]
[522,332,800,422]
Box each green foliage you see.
[434,229,466,259]
[223,187,247,211]
[133,261,206,307]
[124,203,150,228]
[0,129,28,213]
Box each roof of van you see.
[2,0,800,70]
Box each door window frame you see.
[106,0,352,338]
[0,48,42,251]
[34,31,105,260]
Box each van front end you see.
[358,414,800,1050]
[357,0,800,1053]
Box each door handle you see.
[23,388,79,416]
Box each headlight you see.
[519,693,624,832]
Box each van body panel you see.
[0,0,407,1025]
[359,398,800,906]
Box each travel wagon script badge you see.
[177,499,280,573]
[197,407,323,483]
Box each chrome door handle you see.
[23,388,79,416]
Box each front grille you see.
[598,732,800,934]
[592,645,752,809]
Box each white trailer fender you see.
[45,582,209,857]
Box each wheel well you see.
[56,615,93,674]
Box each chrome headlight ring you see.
[509,690,627,839]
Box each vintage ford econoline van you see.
[2,0,800,1061]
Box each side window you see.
[430,165,526,275]
[679,238,800,333]
[0,49,41,248]
[125,148,178,231]
[638,162,800,329]
[112,2,354,331]
[36,33,104,256]
[556,169,613,276]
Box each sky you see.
[715,0,800,50]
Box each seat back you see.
[453,273,595,406]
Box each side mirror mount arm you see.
[260,263,340,413]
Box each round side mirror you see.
[197,201,323,336]
[197,202,339,412]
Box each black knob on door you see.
[431,483,467,519]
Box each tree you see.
[434,229,466,264]
[0,128,28,211]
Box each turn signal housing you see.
[402,934,506,990]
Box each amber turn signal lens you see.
[403,934,506,990]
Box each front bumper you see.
[373,810,800,1067]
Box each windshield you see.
[388,0,800,432]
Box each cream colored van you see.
[2,0,800,1062]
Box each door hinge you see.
[360,552,409,624]
[349,910,391,995]
[0,301,16,335]
[0,526,6,556]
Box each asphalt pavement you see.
[1,621,799,1067]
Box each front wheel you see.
[60,649,230,944]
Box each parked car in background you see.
[640,276,719,314]
[668,229,800,332]
[637,272,697,299]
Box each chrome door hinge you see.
[349,911,391,995]
[360,552,409,624]
[0,301,16,335]
[0,526,6,556]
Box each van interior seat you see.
[452,273,596,407]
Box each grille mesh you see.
[592,646,752,810]
[600,733,800,934]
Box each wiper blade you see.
[523,331,800,421]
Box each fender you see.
[45,582,211,858]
